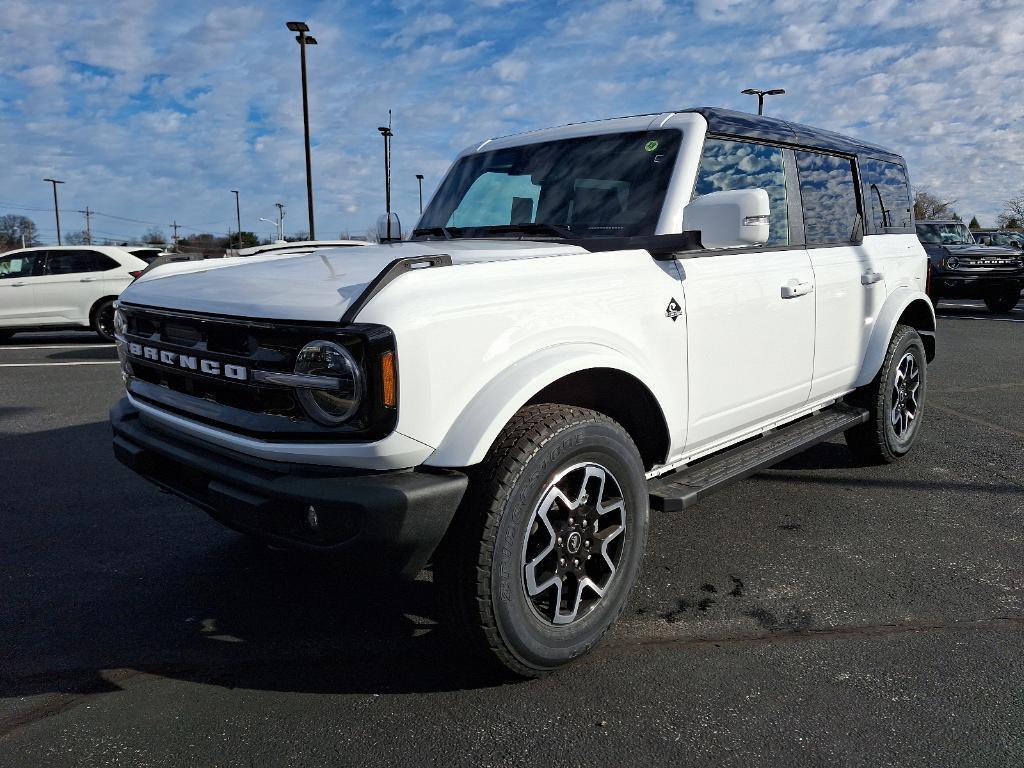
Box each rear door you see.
[680,137,816,452]
[798,151,892,399]
[33,250,117,324]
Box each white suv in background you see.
[0,246,149,342]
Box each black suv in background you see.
[974,231,1024,250]
[916,220,1023,313]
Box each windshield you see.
[915,222,975,245]
[416,130,681,239]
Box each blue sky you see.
[2,0,1022,243]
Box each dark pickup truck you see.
[917,220,1023,313]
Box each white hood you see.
[120,240,586,322]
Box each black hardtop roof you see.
[682,107,906,165]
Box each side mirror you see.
[376,212,403,243]
[682,188,770,249]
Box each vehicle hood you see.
[119,239,587,321]
[922,242,1021,259]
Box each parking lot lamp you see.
[416,174,424,215]
[231,190,241,248]
[43,178,64,245]
[741,88,785,116]
[378,122,394,239]
[286,21,318,240]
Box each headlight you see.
[945,256,960,269]
[113,308,127,338]
[294,340,363,425]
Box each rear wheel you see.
[436,404,649,677]
[91,299,116,341]
[984,290,1020,314]
[845,324,927,464]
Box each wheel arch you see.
[423,344,673,471]
[854,290,936,388]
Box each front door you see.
[680,137,815,452]
[0,251,43,326]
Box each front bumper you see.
[932,273,1023,298]
[110,398,467,578]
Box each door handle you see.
[79,277,98,282]
[861,270,884,285]
[781,280,814,299]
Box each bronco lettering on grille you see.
[126,342,248,381]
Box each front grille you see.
[118,304,397,441]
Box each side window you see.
[795,151,860,244]
[859,157,912,232]
[43,250,109,275]
[694,138,789,246]
[0,253,39,279]
[448,172,541,227]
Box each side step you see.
[648,403,869,512]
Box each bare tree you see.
[65,230,91,245]
[142,226,167,244]
[0,214,39,249]
[997,193,1024,230]
[913,188,958,220]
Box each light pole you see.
[231,190,241,248]
[43,178,64,245]
[287,21,318,241]
[259,203,285,241]
[416,174,424,215]
[378,121,394,239]
[741,88,785,116]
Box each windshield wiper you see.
[412,226,457,240]
[474,223,574,239]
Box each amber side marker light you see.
[381,351,397,407]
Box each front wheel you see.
[984,290,1020,314]
[845,324,927,464]
[436,404,649,677]
[92,299,116,341]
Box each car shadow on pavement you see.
[0,420,511,706]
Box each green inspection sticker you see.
[644,140,659,152]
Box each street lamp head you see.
[416,174,424,180]
[300,36,317,45]
[286,21,309,32]
[740,88,759,96]
[765,88,786,96]
[378,126,393,137]
[43,177,64,184]
[231,189,239,194]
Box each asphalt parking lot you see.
[1,301,1022,767]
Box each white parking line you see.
[0,344,116,350]
[0,361,121,368]
[936,315,1024,323]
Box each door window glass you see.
[859,158,912,232]
[0,253,38,279]
[694,138,789,246]
[43,250,117,275]
[795,151,860,244]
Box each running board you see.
[648,403,869,513]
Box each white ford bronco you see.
[111,107,935,676]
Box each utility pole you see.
[80,206,93,244]
[741,87,785,116]
[378,112,394,239]
[43,178,64,245]
[287,21,318,240]
[275,202,285,241]
[416,174,424,215]
[231,190,241,247]
[171,221,181,251]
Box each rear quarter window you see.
[860,157,913,233]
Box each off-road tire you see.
[435,404,649,678]
[984,290,1020,314]
[844,324,927,464]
